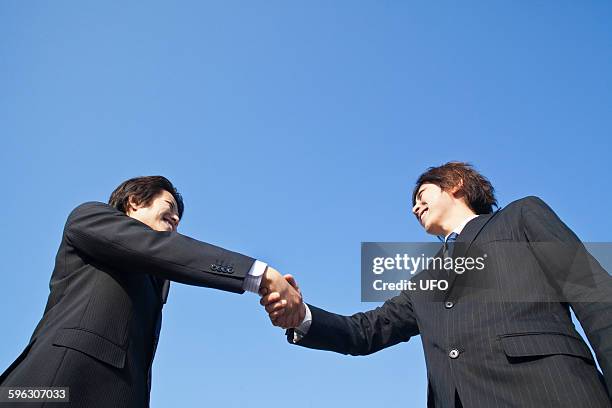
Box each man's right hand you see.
[259,267,305,329]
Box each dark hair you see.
[412,162,497,214]
[108,176,184,219]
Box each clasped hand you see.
[259,267,304,329]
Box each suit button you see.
[227,267,234,274]
[445,301,454,309]
[211,264,218,271]
[449,349,460,359]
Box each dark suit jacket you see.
[288,196,612,407]
[1,202,255,407]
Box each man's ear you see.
[450,179,465,198]
[126,195,140,215]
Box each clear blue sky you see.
[1,2,611,406]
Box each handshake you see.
[258,267,305,329]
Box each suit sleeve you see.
[64,201,255,293]
[286,291,419,356]
[521,196,612,394]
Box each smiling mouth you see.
[420,209,428,224]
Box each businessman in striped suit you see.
[262,162,612,407]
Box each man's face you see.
[412,183,456,235]
[126,190,180,232]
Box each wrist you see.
[259,266,269,294]
[259,266,280,294]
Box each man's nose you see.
[412,203,421,216]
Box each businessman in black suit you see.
[0,176,305,407]
[263,162,611,407]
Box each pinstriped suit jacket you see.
[288,196,612,407]
[0,202,254,407]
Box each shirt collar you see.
[444,214,479,242]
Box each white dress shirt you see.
[243,260,268,293]
[444,214,479,242]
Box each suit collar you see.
[454,213,495,252]
[444,210,499,295]
[444,214,479,242]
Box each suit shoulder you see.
[503,196,549,213]
[68,201,111,215]
[66,202,118,223]
[498,196,560,225]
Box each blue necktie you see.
[444,232,458,255]
[443,232,458,276]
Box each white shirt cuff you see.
[242,260,267,294]
[292,304,312,343]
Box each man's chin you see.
[423,224,441,236]
[152,225,173,232]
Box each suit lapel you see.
[445,212,498,295]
